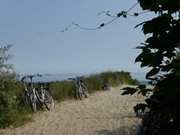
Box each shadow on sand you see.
[96,125,141,135]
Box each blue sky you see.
[0,0,153,74]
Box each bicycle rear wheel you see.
[44,90,54,110]
[31,101,37,112]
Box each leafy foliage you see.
[122,85,152,97]
[134,103,148,117]
[121,0,180,135]
[121,87,138,95]
[0,45,30,128]
[0,44,13,74]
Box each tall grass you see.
[0,71,138,128]
[50,81,74,101]
[50,71,139,100]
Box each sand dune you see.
[0,86,143,135]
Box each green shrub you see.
[50,81,75,101]
[84,74,102,92]
[0,80,31,128]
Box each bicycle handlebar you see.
[21,74,43,89]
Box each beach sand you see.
[0,86,144,135]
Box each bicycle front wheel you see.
[78,87,83,100]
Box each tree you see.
[0,44,18,128]
[121,0,180,135]
[0,44,13,74]
[0,44,14,88]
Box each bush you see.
[84,74,102,92]
[0,80,31,128]
[50,81,75,101]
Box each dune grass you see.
[0,71,138,128]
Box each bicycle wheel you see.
[44,90,54,110]
[29,94,37,112]
[78,86,83,100]
[24,91,30,106]
[31,101,37,112]
[30,89,38,112]
[35,90,45,110]
[83,89,88,98]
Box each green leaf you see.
[122,14,127,18]
[146,68,160,78]
[142,14,171,34]
[121,87,138,95]
[138,88,152,96]
[134,103,148,114]
[134,12,139,16]
[135,53,143,63]
[117,11,123,17]
[100,23,105,27]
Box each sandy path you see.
[0,86,143,135]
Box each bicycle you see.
[22,76,38,112]
[74,77,88,100]
[36,83,54,110]
[21,74,54,112]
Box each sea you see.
[21,72,148,84]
